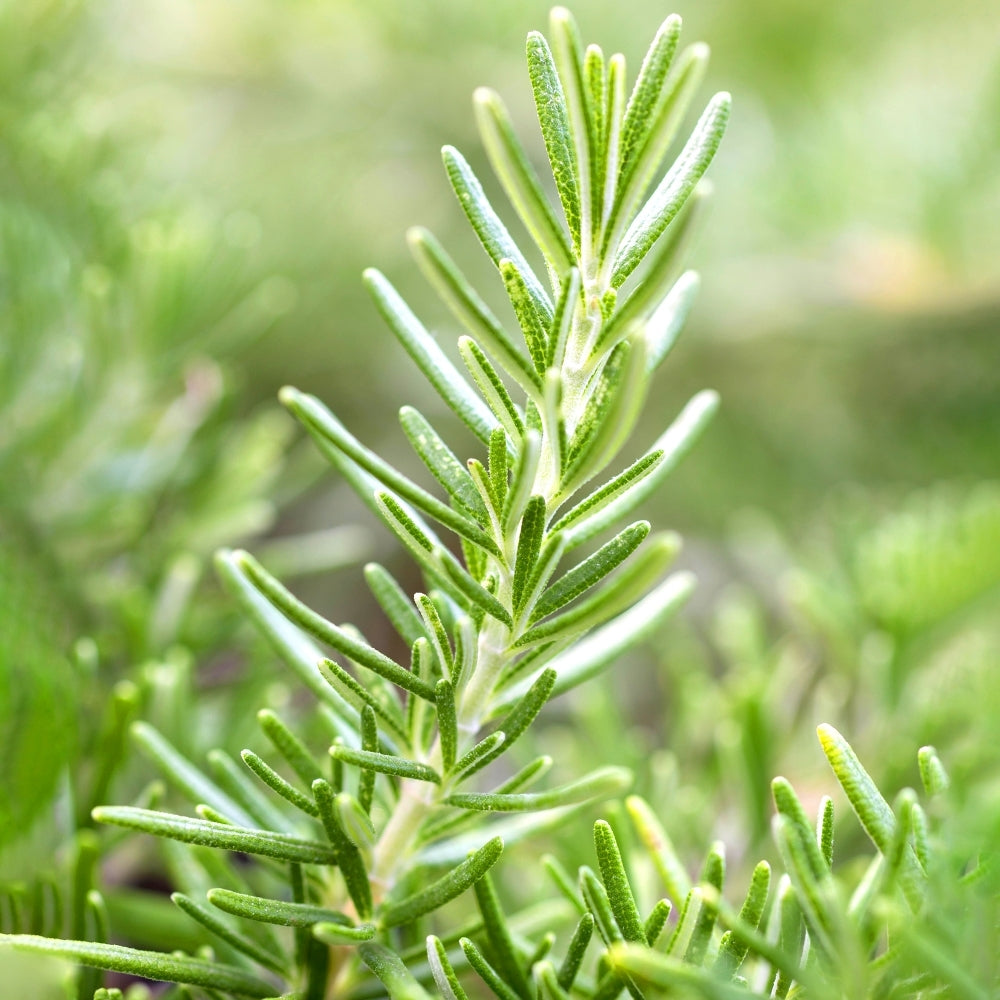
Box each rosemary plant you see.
[1,8,731,999]
[554,729,997,999]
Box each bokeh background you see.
[1,0,998,993]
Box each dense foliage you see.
[0,4,996,1000]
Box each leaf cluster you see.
[0,8,730,1000]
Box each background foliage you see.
[1,0,997,995]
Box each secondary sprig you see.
[0,8,729,999]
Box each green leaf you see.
[453,732,507,782]
[771,817,838,965]
[580,866,621,946]
[446,766,630,812]
[216,549,338,711]
[364,268,496,444]
[771,777,829,883]
[666,887,702,958]
[594,820,645,943]
[437,547,514,627]
[474,88,574,273]
[537,960,571,1000]
[427,935,471,1000]
[685,841,724,965]
[240,750,318,818]
[400,407,487,520]
[407,637,436,754]
[911,799,930,870]
[359,941,434,1000]
[514,531,679,649]
[818,796,835,870]
[489,426,510,510]
[459,336,526,441]
[713,860,770,978]
[597,190,706,356]
[542,368,566,481]
[603,41,709,265]
[257,708,324,788]
[502,429,542,537]
[170,893,287,976]
[531,521,650,623]
[546,268,581,372]
[436,678,459,773]
[551,450,663,536]
[608,942,754,1000]
[416,593,454,679]
[618,15,682,196]
[527,29,581,255]
[549,8,596,254]
[93,807,339,864]
[500,259,550,377]
[359,706,379,815]
[376,492,440,563]
[511,534,568,633]
[207,749,291,834]
[771,874,805,997]
[313,921,377,944]
[0,936,277,998]
[625,795,691,903]
[468,458,501,522]
[207,888,350,928]
[283,387,500,558]
[314,778,373,919]
[452,615,477,687]
[512,496,547,614]
[236,549,435,702]
[918,744,950,796]
[557,912,594,989]
[329,744,441,785]
[442,145,553,322]
[612,91,731,287]
[130,722,256,829]
[817,724,925,906]
[407,227,542,396]
[700,883,810,988]
[365,563,431,650]
[584,44,607,228]
[381,836,504,928]
[599,53,626,234]
[559,338,649,498]
[643,270,701,374]
[461,937,522,1000]
[318,658,410,751]
[644,899,672,947]
[474,872,531,1000]
[492,669,557,757]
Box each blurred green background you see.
[1,0,998,992]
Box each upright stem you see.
[369,780,436,900]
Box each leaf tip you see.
[816,723,840,754]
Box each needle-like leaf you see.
[93,807,339,864]
[208,888,351,929]
[446,766,630,812]
[237,549,435,701]
[364,268,496,444]
[381,836,504,928]
[0,937,278,998]
[443,146,553,322]
[329,745,441,785]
